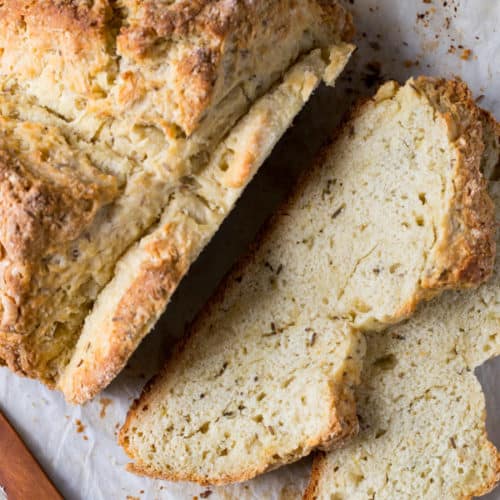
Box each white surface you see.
[1,1,499,499]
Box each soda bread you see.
[305,181,500,500]
[0,1,354,401]
[119,77,496,485]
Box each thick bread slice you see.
[119,77,496,485]
[306,182,500,500]
[57,46,354,403]
[0,0,354,392]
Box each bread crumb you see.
[460,49,472,61]
[75,419,85,434]
[99,398,113,419]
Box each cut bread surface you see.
[0,0,354,398]
[119,77,495,485]
[306,182,500,500]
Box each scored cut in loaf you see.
[306,181,500,500]
[119,77,496,485]
[0,0,354,402]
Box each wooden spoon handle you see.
[0,411,62,500]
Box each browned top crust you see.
[119,0,354,57]
[0,0,353,136]
[0,151,116,263]
[0,0,117,94]
[0,150,117,323]
[0,142,118,321]
[0,1,354,387]
[0,109,120,377]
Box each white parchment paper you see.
[1,1,499,499]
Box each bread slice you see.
[0,1,354,396]
[119,77,496,485]
[306,181,500,500]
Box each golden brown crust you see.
[118,1,225,58]
[0,0,114,43]
[0,149,117,264]
[118,0,353,134]
[124,461,261,486]
[0,0,353,135]
[116,0,224,133]
[413,77,496,289]
[0,138,119,376]
[119,0,354,57]
[302,452,324,500]
[0,0,118,94]
[61,224,190,404]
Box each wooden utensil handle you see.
[0,411,63,500]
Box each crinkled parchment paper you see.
[1,1,499,499]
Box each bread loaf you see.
[306,182,500,500]
[119,77,495,485]
[0,1,354,401]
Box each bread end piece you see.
[412,77,496,289]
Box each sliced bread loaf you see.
[0,1,354,398]
[119,77,496,485]
[305,180,500,500]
